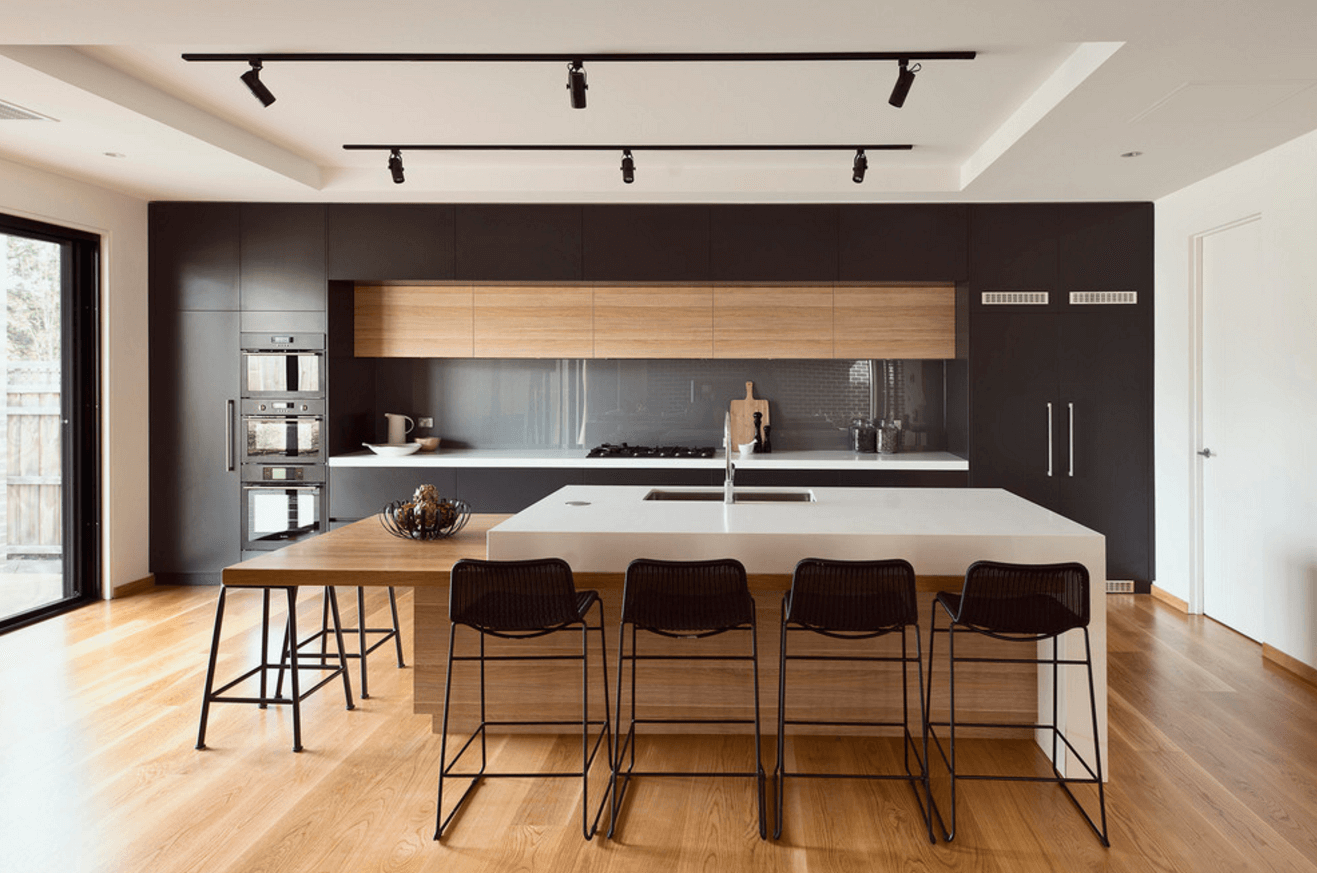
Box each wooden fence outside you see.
[4,362,61,557]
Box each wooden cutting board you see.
[728,381,770,450]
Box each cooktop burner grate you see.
[587,442,717,459]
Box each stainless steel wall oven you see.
[241,463,326,551]
[240,332,325,399]
[239,332,328,552]
[240,398,326,466]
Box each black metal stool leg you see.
[750,612,766,839]
[326,586,356,710]
[924,603,953,841]
[592,600,613,837]
[389,586,407,667]
[285,587,303,753]
[260,589,272,707]
[774,604,788,840]
[607,623,632,839]
[434,623,460,840]
[1085,629,1110,846]
[196,587,228,750]
[912,626,935,844]
[356,586,370,698]
[945,618,958,841]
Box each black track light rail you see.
[343,144,914,151]
[185,50,975,64]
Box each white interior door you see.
[1199,218,1266,641]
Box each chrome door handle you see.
[1068,402,1075,477]
[1198,448,1215,458]
[1046,402,1053,477]
[226,399,235,472]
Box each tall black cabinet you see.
[150,203,331,584]
[149,203,242,585]
[968,203,1153,583]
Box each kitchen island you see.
[418,484,1106,777]
[225,484,1105,775]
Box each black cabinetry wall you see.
[149,200,1155,586]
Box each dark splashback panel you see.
[370,358,947,452]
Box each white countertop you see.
[486,484,1103,577]
[329,448,968,471]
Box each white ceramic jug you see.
[385,413,414,445]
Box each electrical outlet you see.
[418,417,434,428]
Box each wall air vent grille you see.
[981,291,1049,306]
[1106,580,1135,594]
[1071,291,1138,305]
[0,99,55,122]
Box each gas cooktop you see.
[587,443,717,459]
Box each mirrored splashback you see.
[371,358,947,452]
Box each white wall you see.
[1156,127,1317,667]
[0,157,149,597]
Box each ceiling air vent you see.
[1070,291,1137,305]
[0,99,56,122]
[981,291,1049,305]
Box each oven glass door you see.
[243,485,322,550]
[243,352,322,396]
[243,416,323,462]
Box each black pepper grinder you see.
[752,411,763,453]
[762,424,772,454]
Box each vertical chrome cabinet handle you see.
[1046,402,1053,477]
[226,399,235,472]
[1068,402,1075,477]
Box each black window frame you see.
[0,212,102,634]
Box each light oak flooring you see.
[2,586,1316,873]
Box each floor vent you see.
[1106,580,1135,594]
[982,291,1049,305]
[1071,291,1138,305]
[0,99,56,122]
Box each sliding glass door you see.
[0,214,99,632]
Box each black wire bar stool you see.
[774,558,934,842]
[292,586,405,698]
[196,584,355,753]
[435,558,612,841]
[609,558,767,840]
[925,560,1108,845]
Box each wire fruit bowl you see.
[379,495,472,540]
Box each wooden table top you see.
[222,511,961,593]
[221,514,510,588]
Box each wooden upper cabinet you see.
[593,286,713,358]
[354,284,473,357]
[833,285,956,359]
[713,286,833,359]
[473,286,593,358]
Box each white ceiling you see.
[2,0,1316,203]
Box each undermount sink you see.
[643,489,816,503]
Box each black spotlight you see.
[567,60,588,109]
[620,149,635,184]
[852,149,868,184]
[889,60,919,108]
[240,60,276,107]
[388,149,405,184]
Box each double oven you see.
[239,332,327,552]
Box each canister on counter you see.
[849,417,877,452]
